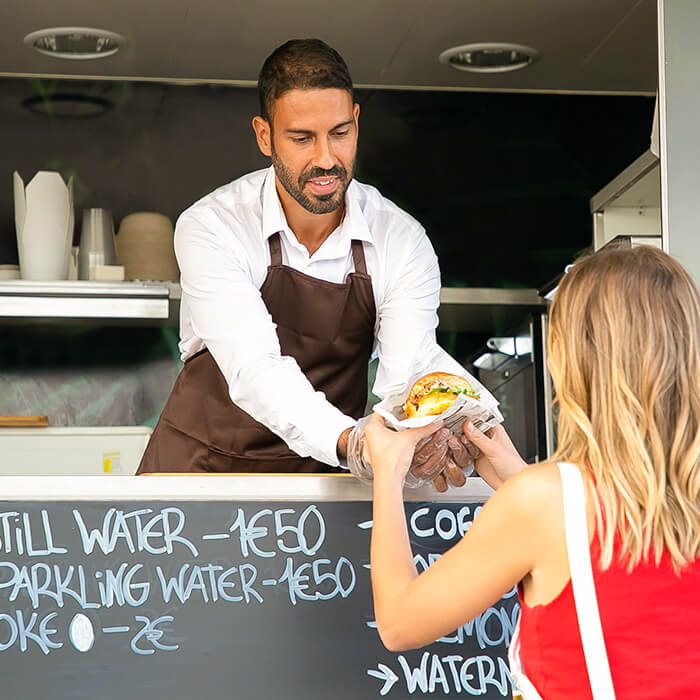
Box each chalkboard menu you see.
[0,499,518,698]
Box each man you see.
[138,39,472,483]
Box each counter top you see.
[0,279,173,320]
[0,473,494,502]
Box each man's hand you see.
[425,434,480,491]
[337,427,353,460]
[411,430,480,492]
[363,415,444,484]
[408,428,450,483]
[448,434,481,468]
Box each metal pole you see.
[657,0,700,284]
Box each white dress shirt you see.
[175,166,442,467]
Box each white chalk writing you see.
[0,500,514,700]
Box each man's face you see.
[256,89,359,215]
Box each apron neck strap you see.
[351,240,367,274]
[268,232,283,266]
[268,232,367,275]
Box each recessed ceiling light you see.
[439,43,538,73]
[24,27,126,60]
[22,94,112,118]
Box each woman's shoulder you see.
[501,461,599,546]
[478,463,565,538]
[503,462,564,504]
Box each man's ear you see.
[252,116,272,157]
[353,103,360,134]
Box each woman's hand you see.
[462,421,528,489]
[363,414,445,485]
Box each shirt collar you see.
[260,166,374,252]
[261,166,290,241]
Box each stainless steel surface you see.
[540,312,555,458]
[0,296,168,319]
[589,150,660,213]
[78,208,118,280]
[0,282,544,327]
[0,280,170,296]
[658,0,700,287]
[590,150,661,251]
[438,287,546,333]
[0,280,170,319]
[0,0,657,94]
[0,474,495,503]
[600,234,662,250]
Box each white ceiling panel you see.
[380,0,657,92]
[0,0,657,93]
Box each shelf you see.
[590,150,661,250]
[0,280,175,320]
[0,281,546,332]
[438,287,545,334]
[589,149,660,212]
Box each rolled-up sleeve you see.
[175,214,355,466]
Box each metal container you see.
[78,208,117,280]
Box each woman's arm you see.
[365,415,551,652]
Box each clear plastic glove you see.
[347,415,450,487]
[448,434,480,468]
[428,436,477,492]
[346,415,374,484]
[408,427,450,484]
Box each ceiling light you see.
[439,43,538,73]
[22,94,112,118]
[24,27,126,60]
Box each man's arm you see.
[177,215,355,466]
[372,225,474,487]
[373,226,442,400]
[336,427,352,459]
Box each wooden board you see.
[0,414,48,427]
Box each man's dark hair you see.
[258,39,353,122]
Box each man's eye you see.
[293,136,309,144]
[334,130,350,137]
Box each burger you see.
[403,372,480,418]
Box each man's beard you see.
[271,146,354,215]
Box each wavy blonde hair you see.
[549,244,700,571]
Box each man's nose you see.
[313,137,336,170]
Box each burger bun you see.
[403,372,476,418]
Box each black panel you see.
[0,78,654,290]
[0,500,518,699]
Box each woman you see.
[365,245,700,699]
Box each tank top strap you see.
[268,232,283,266]
[351,239,368,275]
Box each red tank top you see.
[518,537,700,699]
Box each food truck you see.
[0,1,697,697]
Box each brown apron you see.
[137,232,376,473]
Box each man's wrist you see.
[336,427,353,459]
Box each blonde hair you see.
[549,244,700,571]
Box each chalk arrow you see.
[367,663,399,696]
